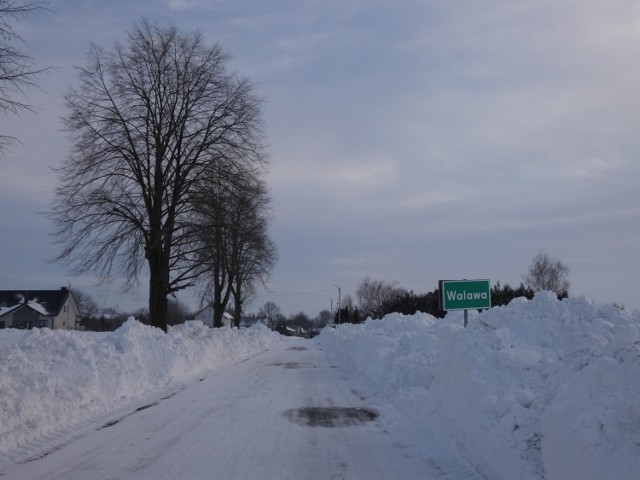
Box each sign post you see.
[439,279,491,327]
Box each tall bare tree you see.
[52,20,266,331]
[0,1,48,148]
[196,175,276,328]
[523,250,570,297]
[194,180,236,329]
[229,179,277,328]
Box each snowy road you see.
[0,338,484,480]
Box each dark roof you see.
[0,288,71,317]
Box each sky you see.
[1,0,639,317]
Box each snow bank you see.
[318,292,640,480]
[0,319,283,465]
[2,295,638,479]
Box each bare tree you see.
[195,182,235,329]
[229,180,277,328]
[51,20,266,332]
[230,233,276,328]
[523,250,570,297]
[356,276,402,319]
[0,1,48,148]
[196,175,276,328]
[315,309,332,328]
[259,301,280,319]
[258,301,281,329]
[70,288,99,320]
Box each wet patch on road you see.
[267,361,334,369]
[267,361,304,369]
[288,346,307,351]
[283,407,379,427]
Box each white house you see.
[193,305,233,328]
[0,288,80,330]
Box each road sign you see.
[439,279,491,311]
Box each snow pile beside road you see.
[0,319,283,465]
[318,292,640,480]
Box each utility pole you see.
[334,285,341,324]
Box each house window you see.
[0,321,5,329]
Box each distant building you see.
[193,305,233,328]
[239,316,268,328]
[192,305,266,329]
[0,287,80,330]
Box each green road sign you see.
[439,279,491,311]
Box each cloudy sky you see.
[1,0,639,317]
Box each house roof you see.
[193,305,234,320]
[0,303,21,318]
[0,303,45,319]
[0,288,71,317]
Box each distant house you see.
[193,305,233,328]
[0,288,80,330]
[239,316,268,328]
[192,305,266,329]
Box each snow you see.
[317,292,640,480]
[1,293,639,479]
[26,299,50,316]
[0,319,285,466]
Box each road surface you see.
[0,338,484,479]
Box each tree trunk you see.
[233,286,242,328]
[147,243,169,332]
[149,277,168,331]
[212,291,224,328]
